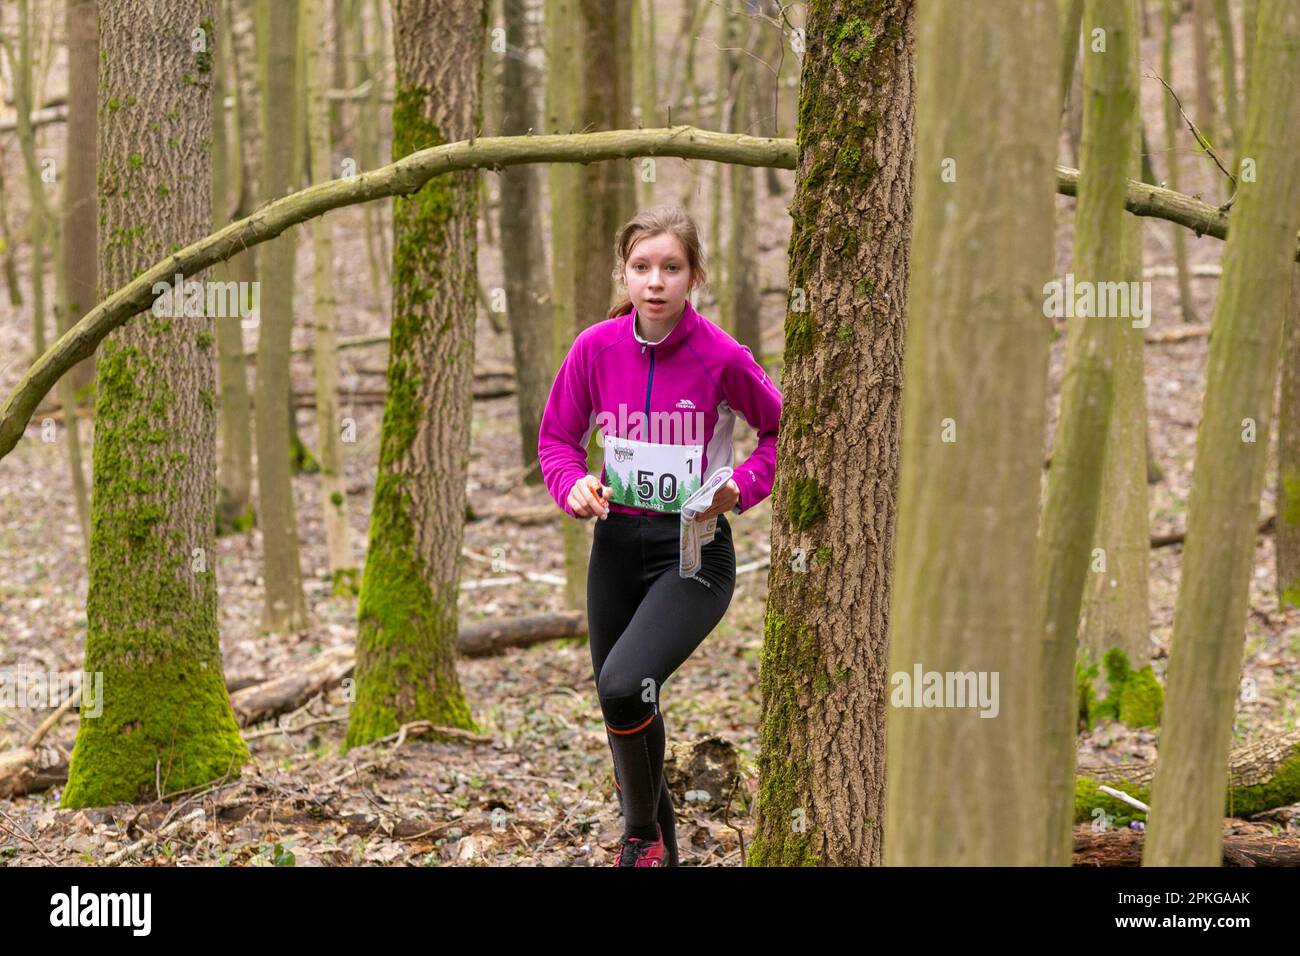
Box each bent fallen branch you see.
[4,125,1299,463]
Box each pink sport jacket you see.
[538,298,783,518]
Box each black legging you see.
[587,510,736,863]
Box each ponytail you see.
[607,297,634,320]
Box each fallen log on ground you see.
[1073,824,1300,865]
[456,611,587,656]
[0,612,592,796]
[1151,512,1274,549]
[1075,728,1300,826]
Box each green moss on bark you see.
[64,341,249,806]
[789,477,828,530]
[345,82,477,751]
[747,608,825,866]
[1077,647,1164,730]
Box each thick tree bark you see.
[1078,0,1150,713]
[254,0,310,631]
[344,0,486,749]
[1144,0,1300,867]
[306,0,356,593]
[749,0,914,867]
[885,0,1059,866]
[63,0,249,807]
[499,0,551,486]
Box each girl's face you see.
[624,232,693,327]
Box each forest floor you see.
[2,8,1298,866]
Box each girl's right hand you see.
[568,476,611,519]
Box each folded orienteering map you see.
[679,467,734,579]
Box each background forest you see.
[0,0,1298,868]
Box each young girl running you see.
[537,205,782,866]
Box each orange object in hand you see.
[587,476,611,516]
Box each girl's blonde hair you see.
[606,205,709,319]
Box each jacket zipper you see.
[644,346,655,417]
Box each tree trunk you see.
[500,0,551,485]
[1038,0,1139,865]
[545,0,585,611]
[1242,0,1258,100]
[1213,0,1241,159]
[1162,0,1199,323]
[1078,0,1150,711]
[254,0,310,631]
[885,0,1059,867]
[11,0,47,360]
[344,0,486,748]
[1277,265,1300,605]
[709,1,733,324]
[0,159,22,307]
[213,0,256,532]
[306,0,356,593]
[231,0,262,212]
[62,0,250,807]
[756,6,786,197]
[1058,0,1084,109]
[62,0,98,394]
[749,0,914,867]
[1192,0,1218,160]
[726,14,762,356]
[1144,0,1300,867]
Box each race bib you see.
[602,434,703,513]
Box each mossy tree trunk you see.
[885,0,1060,866]
[1078,0,1150,710]
[254,0,310,631]
[63,0,250,808]
[213,0,256,533]
[748,0,915,867]
[1144,0,1300,867]
[344,0,487,749]
[1036,0,1138,866]
[500,0,551,485]
[306,0,356,593]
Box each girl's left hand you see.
[694,479,740,521]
